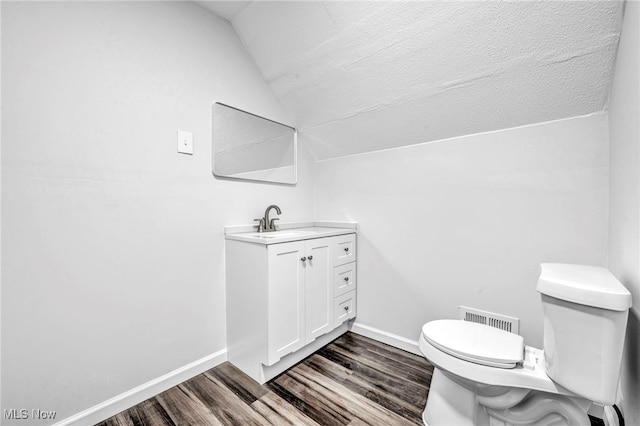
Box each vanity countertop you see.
[225,221,357,245]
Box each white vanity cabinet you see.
[267,237,334,364]
[225,227,356,384]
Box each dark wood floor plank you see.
[98,415,130,426]
[205,362,269,405]
[305,354,426,422]
[251,391,322,426]
[155,385,224,426]
[291,362,419,426]
[179,374,269,425]
[326,336,433,386]
[115,409,142,426]
[327,339,432,383]
[97,332,434,426]
[269,372,352,426]
[317,343,430,405]
[347,418,372,426]
[346,332,431,372]
[132,399,175,426]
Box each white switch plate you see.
[177,130,193,155]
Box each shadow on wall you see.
[622,309,639,422]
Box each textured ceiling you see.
[203,1,624,160]
[195,1,250,21]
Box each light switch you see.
[177,130,193,155]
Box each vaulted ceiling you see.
[197,1,623,160]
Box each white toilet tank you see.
[537,264,632,405]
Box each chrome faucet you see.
[254,204,281,232]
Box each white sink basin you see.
[225,224,357,245]
[244,230,317,239]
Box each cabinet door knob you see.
[344,306,349,311]
[300,257,306,262]
[307,255,313,260]
[343,277,349,282]
[344,247,349,252]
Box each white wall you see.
[1,2,313,424]
[1,1,631,424]
[607,1,640,422]
[315,114,609,348]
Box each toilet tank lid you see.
[537,263,632,311]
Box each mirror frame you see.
[211,102,298,185]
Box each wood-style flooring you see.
[96,332,433,426]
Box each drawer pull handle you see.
[300,257,306,262]
[308,255,313,260]
[343,277,349,282]
[344,247,349,252]
[344,306,349,311]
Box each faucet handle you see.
[253,218,265,232]
[269,217,280,230]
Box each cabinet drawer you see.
[333,262,356,297]
[334,290,356,326]
[333,234,356,266]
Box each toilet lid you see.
[422,320,524,369]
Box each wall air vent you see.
[458,306,520,334]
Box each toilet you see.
[419,263,632,425]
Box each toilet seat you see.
[419,320,576,396]
[422,320,524,368]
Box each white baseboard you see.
[53,348,227,426]
[350,322,422,356]
[54,324,420,426]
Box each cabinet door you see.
[304,238,333,342]
[267,241,306,365]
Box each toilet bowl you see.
[419,321,592,425]
[419,263,632,426]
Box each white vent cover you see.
[458,306,520,334]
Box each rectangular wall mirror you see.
[212,102,297,184]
